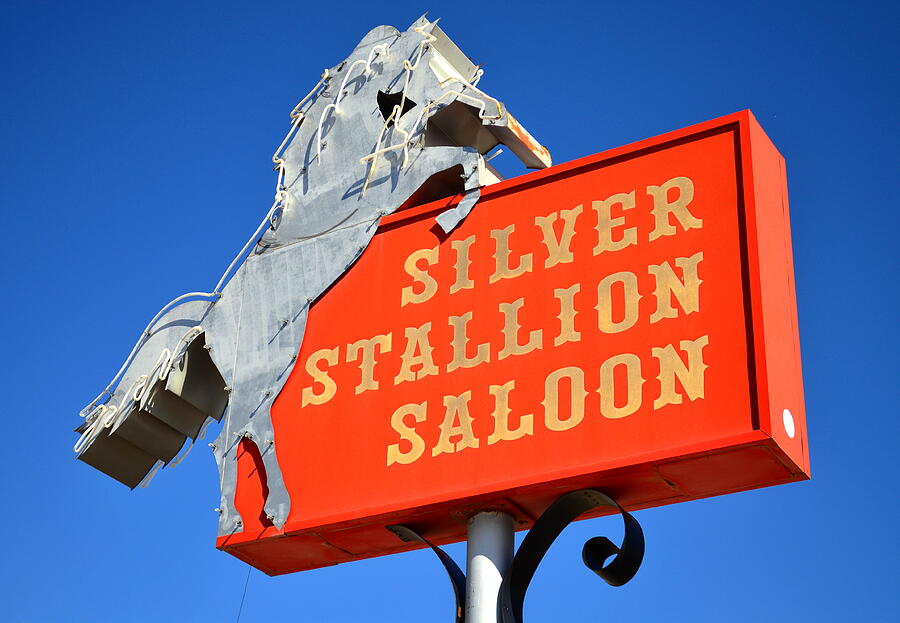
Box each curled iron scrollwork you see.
[387,524,467,623]
[498,489,644,623]
[388,489,643,623]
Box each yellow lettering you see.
[542,366,587,432]
[347,334,392,394]
[432,391,480,456]
[653,335,710,409]
[394,323,439,385]
[401,247,439,306]
[490,225,533,283]
[450,235,476,294]
[648,251,703,323]
[553,284,581,346]
[596,271,641,334]
[300,347,339,407]
[448,312,490,372]
[487,380,533,445]
[648,176,701,241]
[593,191,637,254]
[499,298,543,360]
[598,353,644,419]
[535,204,582,268]
[387,402,427,465]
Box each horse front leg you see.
[212,424,244,536]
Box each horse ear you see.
[407,13,436,32]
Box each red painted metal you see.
[218,110,808,575]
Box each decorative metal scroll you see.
[499,489,644,623]
[387,524,466,623]
[389,489,643,622]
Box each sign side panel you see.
[743,113,809,475]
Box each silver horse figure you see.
[73,16,550,536]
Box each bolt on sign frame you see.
[219,110,808,575]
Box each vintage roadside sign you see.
[220,110,808,575]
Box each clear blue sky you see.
[2,1,897,621]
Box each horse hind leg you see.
[211,393,292,534]
[256,422,290,528]
[76,323,230,489]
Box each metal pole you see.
[465,511,514,623]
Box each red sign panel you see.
[219,111,808,575]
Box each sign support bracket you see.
[390,489,643,622]
[387,524,468,623]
